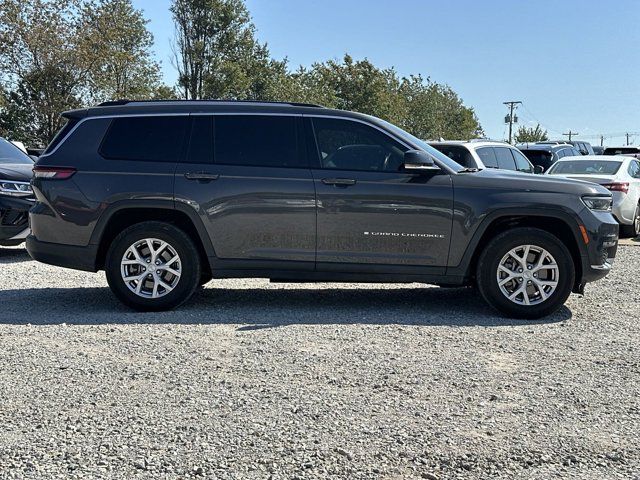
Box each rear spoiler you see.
[61,108,88,121]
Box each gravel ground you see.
[0,245,638,480]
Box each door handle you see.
[321,178,357,186]
[184,172,219,181]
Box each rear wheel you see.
[620,204,640,238]
[476,228,575,319]
[105,221,201,311]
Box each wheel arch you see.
[92,202,214,274]
[453,211,586,289]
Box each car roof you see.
[517,143,572,152]
[62,99,349,119]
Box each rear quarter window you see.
[475,147,498,168]
[100,116,188,162]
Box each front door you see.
[174,114,316,269]
[307,116,453,269]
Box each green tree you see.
[80,0,162,102]
[514,123,548,143]
[171,0,271,100]
[0,0,165,144]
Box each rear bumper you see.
[26,235,98,272]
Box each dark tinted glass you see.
[214,115,301,168]
[603,147,640,155]
[511,148,533,172]
[494,147,517,170]
[312,117,407,172]
[521,150,554,169]
[101,116,188,162]
[186,116,213,164]
[476,147,498,168]
[430,144,476,168]
[630,161,640,178]
[44,118,78,155]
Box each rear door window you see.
[475,147,498,168]
[494,147,517,170]
[214,115,303,168]
[100,116,188,162]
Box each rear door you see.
[174,114,316,268]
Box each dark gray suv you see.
[27,101,618,318]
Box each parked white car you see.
[546,155,640,237]
[429,140,540,173]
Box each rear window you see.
[44,118,78,155]
[100,116,188,162]
[520,149,553,170]
[603,147,640,155]
[429,144,475,168]
[548,160,622,175]
[214,115,302,168]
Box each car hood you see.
[0,163,33,181]
[467,168,611,196]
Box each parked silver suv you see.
[429,140,539,173]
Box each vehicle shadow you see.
[0,247,30,264]
[0,285,571,327]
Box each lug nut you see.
[146,259,151,263]
[527,265,532,270]
[518,268,523,273]
[156,270,160,274]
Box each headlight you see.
[582,195,612,211]
[0,180,33,198]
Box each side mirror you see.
[402,150,440,173]
[534,165,544,174]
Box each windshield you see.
[548,160,622,175]
[0,138,33,164]
[372,117,466,171]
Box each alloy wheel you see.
[496,244,559,306]
[120,238,182,299]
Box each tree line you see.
[0,0,483,147]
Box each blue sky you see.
[134,0,640,145]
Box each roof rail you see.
[96,99,326,108]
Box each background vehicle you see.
[429,140,539,173]
[517,142,582,172]
[603,146,640,159]
[546,155,640,237]
[0,137,34,246]
[28,101,618,319]
[537,140,595,155]
[592,146,605,155]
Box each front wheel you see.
[476,228,575,319]
[105,221,201,311]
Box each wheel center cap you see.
[523,271,532,279]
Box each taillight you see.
[33,166,76,179]
[602,182,629,194]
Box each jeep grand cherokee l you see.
[27,101,618,319]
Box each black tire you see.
[620,204,640,238]
[105,221,201,311]
[476,227,575,319]
[199,271,213,286]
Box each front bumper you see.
[0,196,32,244]
[576,209,618,289]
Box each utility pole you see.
[600,135,604,147]
[503,101,522,144]
[626,133,631,146]
[563,130,579,142]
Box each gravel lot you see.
[0,245,638,480]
